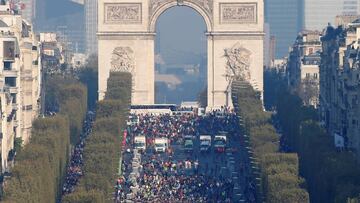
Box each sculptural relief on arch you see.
[98,0,264,109]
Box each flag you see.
[20,3,26,10]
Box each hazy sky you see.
[43,0,83,19]
[155,6,207,65]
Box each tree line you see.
[62,72,132,202]
[232,79,309,203]
[265,70,360,202]
[2,76,88,202]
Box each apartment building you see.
[320,19,360,158]
[287,30,322,107]
[0,2,41,174]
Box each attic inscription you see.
[149,0,213,18]
[105,3,142,24]
[220,3,257,24]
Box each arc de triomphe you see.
[98,0,264,108]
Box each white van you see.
[134,136,146,152]
[154,138,169,153]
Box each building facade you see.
[320,20,360,159]
[19,20,41,144]
[0,2,41,174]
[335,14,360,28]
[39,32,66,75]
[287,30,322,107]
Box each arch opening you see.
[149,1,213,33]
[154,6,208,105]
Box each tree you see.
[232,79,309,203]
[297,77,319,107]
[62,189,104,203]
[268,69,360,202]
[65,72,132,200]
[78,54,98,110]
[2,77,88,202]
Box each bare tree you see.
[297,77,319,107]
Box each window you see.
[11,93,16,104]
[306,73,311,78]
[352,96,358,106]
[3,41,15,60]
[5,77,16,87]
[22,105,32,110]
[4,61,12,70]
[314,73,318,79]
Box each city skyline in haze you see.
[32,0,360,59]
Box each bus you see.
[130,104,177,115]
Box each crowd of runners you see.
[61,111,95,195]
[114,107,257,202]
[130,108,238,145]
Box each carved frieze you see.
[110,47,135,74]
[220,3,257,24]
[149,0,171,17]
[191,0,213,16]
[149,0,213,19]
[105,3,142,24]
[224,42,252,83]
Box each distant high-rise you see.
[265,0,304,58]
[85,0,97,55]
[20,0,36,24]
[304,0,343,30]
[266,0,354,58]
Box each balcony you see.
[3,68,18,78]
[9,87,18,94]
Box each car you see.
[184,139,194,152]
[183,135,194,153]
[127,115,139,126]
[200,135,211,152]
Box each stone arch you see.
[149,0,213,33]
[98,0,264,109]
